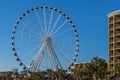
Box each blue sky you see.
[0,0,120,71]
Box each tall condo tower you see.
[108,10,120,72]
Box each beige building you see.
[108,10,120,72]
[71,62,89,70]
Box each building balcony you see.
[109,24,113,29]
[109,67,114,71]
[114,15,120,22]
[115,26,120,29]
[115,32,120,34]
[109,41,113,44]
[115,33,120,36]
[109,21,113,24]
[115,46,120,49]
[109,47,114,51]
[109,53,113,56]
[115,53,120,56]
[109,33,113,37]
[115,59,120,63]
[109,17,113,24]
[109,45,113,48]
[109,60,114,63]
[115,38,120,41]
[115,18,120,22]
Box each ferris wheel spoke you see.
[22,43,42,59]
[27,15,42,34]
[31,42,48,71]
[16,43,37,50]
[19,44,42,66]
[15,37,36,41]
[53,54,62,69]
[33,51,44,71]
[49,14,61,35]
[53,41,75,47]
[47,44,57,68]
[47,42,62,69]
[35,10,44,33]
[61,47,73,55]
[17,28,42,41]
[52,51,62,69]
[15,37,42,44]
[15,37,33,40]
[48,53,56,70]
[20,26,25,38]
[53,35,75,42]
[54,45,70,63]
[47,10,53,34]
[54,43,73,55]
[53,36,75,43]
[43,9,47,32]
[51,20,67,37]
[52,52,62,69]
[52,27,72,38]
[21,20,39,35]
[47,45,58,70]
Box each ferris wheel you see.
[11,5,79,72]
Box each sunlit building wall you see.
[108,10,120,72]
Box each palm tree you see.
[73,63,87,80]
[29,71,45,80]
[56,69,66,80]
[115,64,120,79]
[91,56,107,80]
[46,69,56,79]
[84,62,94,80]
[65,73,74,80]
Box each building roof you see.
[108,10,120,17]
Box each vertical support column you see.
[113,15,115,71]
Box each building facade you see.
[108,10,120,72]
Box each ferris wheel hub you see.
[43,37,51,42]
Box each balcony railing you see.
[115,25,120,29]
[115,18,120,22]
[115,32,120,35]
[109,40,113,43]
[109,19,113,24]
[109,25,113,29]
[109,53,113,56]
[109,33,113,36]
[115,46,120,48]
[109,21,113,24]
[115,53,120,56]
[109,60,113,63]
[115,59,120,63]
[115,38,120,41]
[109,48,113,50]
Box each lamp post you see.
[13,68,18,80]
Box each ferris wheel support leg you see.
[47,42,62,70]
[47,45,56,70]
[30,42,47,71]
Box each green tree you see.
[115,64,120,73]
[56,69,66,80]
[46,69,56,79]
[91,56,107,80]
[115,64,120,79]
[29,71,45,80]
[84,63,94,80]
[73,63,87,80]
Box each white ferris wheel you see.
[12,5,79,72]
